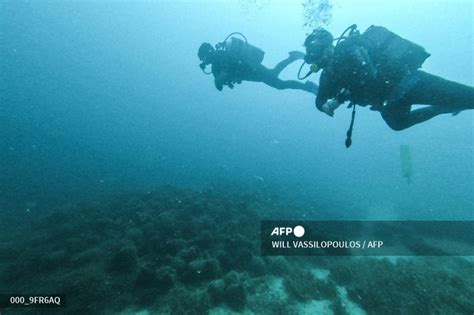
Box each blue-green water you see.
[1,1,473,314]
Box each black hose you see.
[222,32,248,45]
[345,104,357,148]
[201,68,212,75]
[297,61,313,80]
[199,62,213,75]
[334,24,357,46]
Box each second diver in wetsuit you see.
[303,25,473,131]
[198,33,318,95]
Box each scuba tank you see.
[218,32,265,67]
[225,37,265,66]
[363,26,430,72]
[361,26,431,111]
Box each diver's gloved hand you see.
[288,51,305,60]
[322,99,340,117]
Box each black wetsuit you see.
[210,50,318,95]
[381,71,474,130]
[316,29,474,130]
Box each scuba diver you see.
[301,25,473,135]
[198,32,318,95]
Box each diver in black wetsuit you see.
[198,34,318,95]
[303,25,473,131]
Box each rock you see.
[108,246,138,273]
[224,283,247,311]
[181,258,221,283]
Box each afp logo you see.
[271,225,305,238]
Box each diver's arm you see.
[214,81,223,91]
[348,46,377,83]
[318,86,349,117]
[317,46,374,114]
[315,69,338,114]
[316,92,328,112]
[213,72,225,91]
[211,52,233,91]
[213,67,235,91]
[214,72,235,90]
[315,70,330,110]
[321,99,341,117]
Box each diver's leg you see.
[381,99,452,131]
[409,106,452,122]
[408,71,474,111]
[382,71,473,130]
[385,106,450,130]
[264,76,318,95]
[251,67,318,95]
[381,101,411,131]
[271,51,305,76]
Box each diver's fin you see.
[288,51,305,60]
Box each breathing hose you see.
[297,61,313,80]
[334,24,357,46]
[222,32,248,45]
